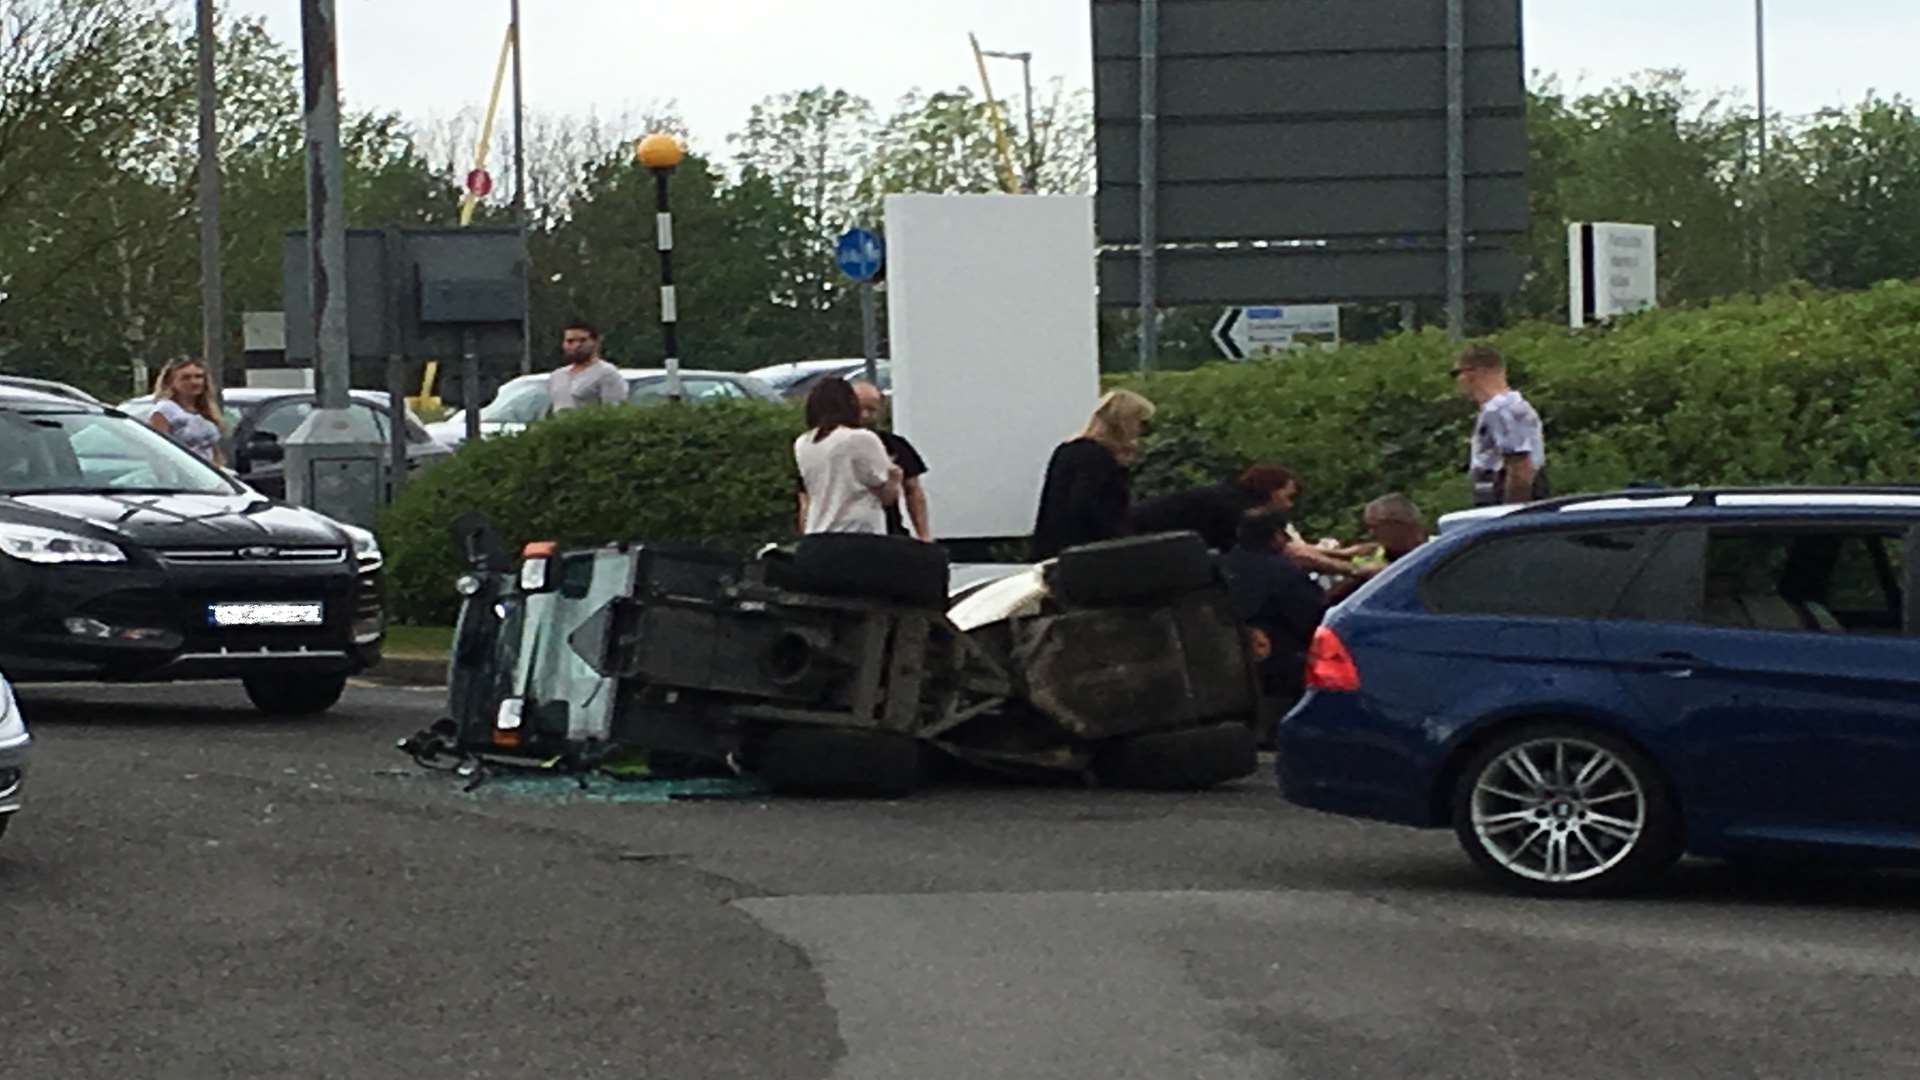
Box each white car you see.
[0,671,27,842]
[428,368,783,448]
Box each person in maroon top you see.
[1030,390,1155,561]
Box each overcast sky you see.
[222,0,1919,156]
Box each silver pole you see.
[860,282,879,388]
[511,0,531,375]
[195,0,224,401]
[1137,0,1160,371]
[1021,53,1037,193]
[301,0,349,410]
[1444,0,1466,340]
[1755,0,1769,280]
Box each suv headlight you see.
[0,523,126,565]
[341,524,382,565]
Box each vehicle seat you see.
[1738,594,1808,632]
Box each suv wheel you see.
[244,673,348,717]
[1451,723,1682,897]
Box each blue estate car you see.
[1278,487,1920,896]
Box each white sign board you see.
[1212,304,1341,361]
[885,194,1101,541]
[1569,222,1658,328]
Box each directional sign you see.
[1212,304,1342,361]
[835,228,885,282]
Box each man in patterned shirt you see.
[1452,344,1548,506]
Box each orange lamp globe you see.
[635,133,685,171]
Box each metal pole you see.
[1754,0,1769,283]
[1137,0,1160,371]
[461,328,482,446]
[301,0,349,409]
[383,229,409,496]
[1444,0,1467,341]
[511,0,531,375]
[1021,54,1038,193]
[654,169,684,401]
[194,0,224,402]
[860,282,880,388]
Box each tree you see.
[1792,97,1920,289]
[1511,73,1758,323]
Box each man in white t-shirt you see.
[793,377,902,534]
[548,320,626,412]
[1452,344,1549,506]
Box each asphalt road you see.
[6,681,1920,1079]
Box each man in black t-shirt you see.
[855,382,930,539]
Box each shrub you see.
[380,400,802,624]
[1115,280,1920,538]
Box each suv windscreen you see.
[0,408,237,495]
[1420,529,1652,618]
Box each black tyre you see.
[1094,721,1258,790]
[1451,722,1683,898]
[753,726,926,798]
[1049,532,1215,606]
[789,533,950,610]
[243,672,348,717]
[0,815,10,842]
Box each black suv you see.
[0,386,383,714]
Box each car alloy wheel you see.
[1453,724,1681,897]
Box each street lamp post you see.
[636,133,686,401]
[194,0,223,401]
[980,47,1038,193]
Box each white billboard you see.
[1569,222,1658,328]
[885,194,1101,542]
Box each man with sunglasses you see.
[1452,344,1548,506]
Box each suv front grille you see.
[159,546,347,565]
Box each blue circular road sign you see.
[835,228,885,282]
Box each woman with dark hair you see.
[1130,463,1297,552]
[794,376,902,534]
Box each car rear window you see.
[1420,528,1651,619]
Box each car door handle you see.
[1652,650,1704,678]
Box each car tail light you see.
[1304,625,1361,692]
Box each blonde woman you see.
[1029,389,1156,560]
[147,358,225,467]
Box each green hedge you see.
[380,281,1920,621]
[380,400,801,624]
[1119,280,1920,539]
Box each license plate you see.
[206,602,325,628]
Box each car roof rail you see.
[1512,484,1920,517]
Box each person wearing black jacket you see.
[1221,509,1329,706]
[1030,389,1155,560]
[1130,464,1296,552]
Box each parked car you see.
[0,669,25,842]
[0,384,385,715]
[749,358,891,400]
[0,374,100,405]
[118,388,449,499]
[1278,486,1920,897]
[427,368,783,448]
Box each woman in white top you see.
[147,357,226,467]
[793,376,901,534]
